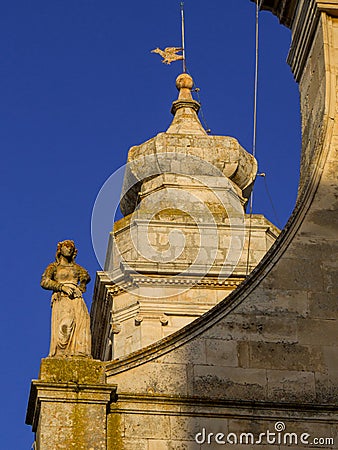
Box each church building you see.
[26,1,338,448]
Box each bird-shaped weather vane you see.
[151,2,187,72]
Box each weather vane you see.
[151,2,187,73]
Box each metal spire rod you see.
[246,0,261,276]
[180,2,187,72]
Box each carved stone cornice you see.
[316,0,338,16]
[253,0,298,28]
[26,380,115,432]
[170,99,200,115]
[257,0,338,81]
[287,0,320,82]
[105,274,245,296]
[111,392,338,417]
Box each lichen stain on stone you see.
[107,413,124,449]
[39,357,106,384]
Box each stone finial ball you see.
[176,73,194,90]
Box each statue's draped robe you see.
[41,262,91,357]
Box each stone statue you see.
[41,240,92,357]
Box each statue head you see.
[55,240,78,263]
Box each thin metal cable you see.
[263,175,282,229]
[246,0,260,275]
[252,0,260,161]
[194,87,211,133]
[185,65,211,133]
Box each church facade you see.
[26,1,338,448]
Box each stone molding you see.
[316,0,338,15]
[111,393,338,418]
[99,274,244,297]
[26,381,116,432]
[254,0,298,27]
[90,273,115,359]
[287,0,321,81]
[171,99,200,115]
[259,1,338,81]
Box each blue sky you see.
[0,1,300,447]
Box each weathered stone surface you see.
[262,257,324,291]
[125,413,171,439]
[237,287,309,317]
[205,312,298,343]
[39,357,106,384]
[116,439,147,450]
[297,318,338,346]
[248,342,326,372]
[38,402,107,449]
[107,361,188,396]
[170,415,229,442]
[26,358,114,450]
[205,339,238,367]
[267,370,316,402]
[192,365,267,400]
[157,338,207,365]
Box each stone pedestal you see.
[26,358,116,450]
